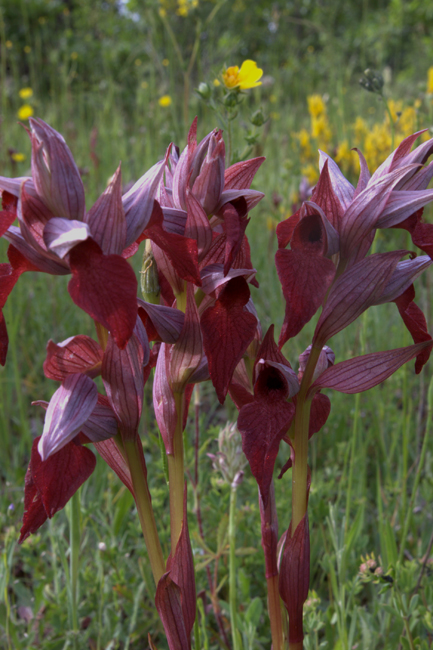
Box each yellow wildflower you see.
[427,66,433,94]
[398,106,417,137]
[162,59,169,67]
[19,87,33,99]
[222,60,263,90]
[17,104,34,120]
[158,95,172,107]
[294,128,313,163]
[301,164,319,185]
[307,94,325,119]
[24,45,31,54]
[364,123,392,171]
[5,40,12,49]
[353,116,369,146]
[311,115,332,145]
[213,79,221,87]
[11,152,26,162]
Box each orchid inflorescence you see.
[1,116,433,649]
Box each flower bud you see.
[197,82,212,100]
[140,244,160,304]
[250,108,265,127]
[207,422,247,486]
[359,69,384,94]
[224,92,239,108]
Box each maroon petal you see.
[279,514,310,646]
[123,158,166,247]
[314,250,405,345]
[311,159,344,229]
[201,276,257,403]
[30,118,85,221]
[371,131,429,181]
[85,164,126,255]
[254,325,291,378]
[38,374,98,460]
[309,341,433,395]
[215,189,264,215]
[155,574,190,650]
[80,394,119,442]
[19,459,48,543]
[224,156,265,190]
[376,190,433,229]
[19,183,55,253]
[68,239,138,349]
[191,130,225,215]
[185,188,213,260]
[352,149,371,199]
[220,201,249,276]
[394,285,432,373]
[238,366,295,507]
[375,256,432,305]
[43,217,91,258]
[339,165,419,264]
[318,151,354,209]
[153,343,177,455]
[166,485,196,638]
[44,335,103,381]
[276,248,335,347]
[32,437,96,517]
[200,264,257,295]
[170,284,203,392]
[94,437,134,494]
[102,330,144,440]
[4,226,70,274]
[142,201,201,286]
[0,191,19,237]
[138,298,185,344]
[411,220,433,259]
[309,393,331,438]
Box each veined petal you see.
[153,342,177,455]
[30,118,85,221]
[81,394,119,442]
[38,374,98,460]
[4,226,70,275]
[137,298,184,344]
[374,256,432,305]
[44,217,91,258]
[85,164,126,255]
[170,284,203,392]
[122,159,166,247]
[319,150,354,210]
[215,188,264,215]
[314,250,406,345]
[224,157,265,190]
[309,341,433,395]
[44,335,104,381]
[0,176,35,198]
[101,329,144,440]
[376,189,433,229]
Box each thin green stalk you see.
[398,374,433,563]
[123,437,165,584]
[229,482,241,650]
[382,96,395,151]
[69,490,81,648]
[292,345,321,532]
[167,392,186,549]
[267,574,285,650]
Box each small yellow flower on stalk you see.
[11,152,26,162]
[17,104,34,120]
[222,60,263,90]
[19,87,33,99]
[158,95,172,107]
[213,78,221,87]
[301,164,319,185]
[427,66,433,94]
[307,94,325,119]
[6,40,13,49]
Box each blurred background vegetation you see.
[1,1,433,649]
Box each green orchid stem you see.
[69,489,81,646]
[229,481,240,650]
[124,437,165,585]
[267,574,284,650]
[168,392,185,550]
[292,345,321,532]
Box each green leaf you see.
[245,597,263,627]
